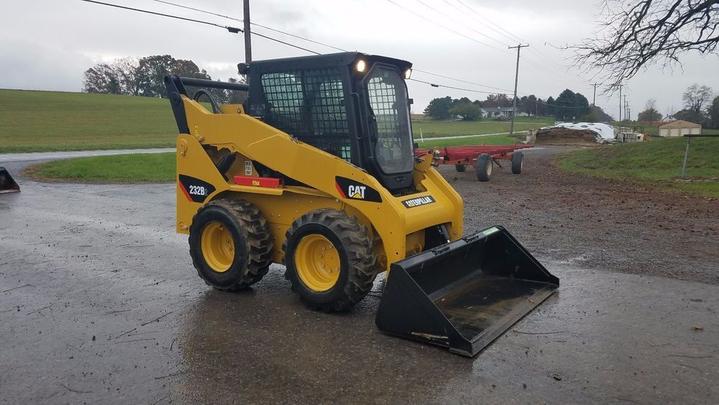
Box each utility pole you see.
[592,83,599,106]
[618,84,623,122]
[243,0,252,64]
[508,43,529,135]
[624,95,629,121]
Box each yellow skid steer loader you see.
[164,52,558,356]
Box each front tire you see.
[511,151,524,174]
[188,199,273,291]
[283,209,378,312]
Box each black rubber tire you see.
[475,153,493,182]
[511,151,524,174]
[455,164,466,172]
[283,209,378,312]
[188,199,273,291]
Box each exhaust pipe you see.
[376,226,558,357]
[0,167,20,193]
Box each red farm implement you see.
[416,144,533,182]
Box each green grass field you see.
[558,137,719,197]
[26,153,175,183]
[412,116,553,138]
[0,89,177,153]
[0,89,550,153]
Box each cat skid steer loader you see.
[164,52,558,357]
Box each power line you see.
[413,0,508,48]
[412,69,513,92]
[451,0,524,44]
[250,31,321,55]
[79,0,321,55]
[80,0,242,32]
[149,0,514,91]
[446,0,594,88]
[149,0,348,52]
[81,0,531,99]
[384,0,498,50]
[408,78,498,94]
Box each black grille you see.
[260,68,351,161]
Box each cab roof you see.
[241,52,412,75]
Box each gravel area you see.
[452,146,719,285]
[1,150,718,403]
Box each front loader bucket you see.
[0,167,20,193]
[375,226,558,357]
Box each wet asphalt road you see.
[1,156,718,404]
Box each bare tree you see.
[576,0,719,87]
[638,98,663,120]
[683,83,713,111]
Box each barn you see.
[658,120,702,137]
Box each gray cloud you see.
[1,0,717,116]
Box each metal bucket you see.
[0,167,20,194]
[375,226,558,357]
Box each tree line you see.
[423,89,610,122]
[83,55,243,102]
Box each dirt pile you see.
[535,128,601,146]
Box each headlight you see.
[404,68,412,79]
[355,59,367,73]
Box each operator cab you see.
[244,52,415,193]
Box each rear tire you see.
[283,209,378,312]
[475,153,492,182]
[189,199,273,291]
[455,164,466,172]
[511,151,524,174]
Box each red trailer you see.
[415,144,533,182]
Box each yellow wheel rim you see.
[201,221,235,273]
[294,234,341,292]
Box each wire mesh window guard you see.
[367,68,413,174]
[261,69,351,161]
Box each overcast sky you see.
[2,0,718,117]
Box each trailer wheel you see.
[455,164,466,172]
[475,154,492,182]
[283,209,379,312]
[511,151,524,174]
[188,199,273,291]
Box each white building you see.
[481,106,516,119]
[658,120,702,137]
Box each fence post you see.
[681,136,691,178]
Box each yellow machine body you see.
[175,98,464,271]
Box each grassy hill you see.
[0,89,177,153]
[558,137,719,197]
[1,89,553,153]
